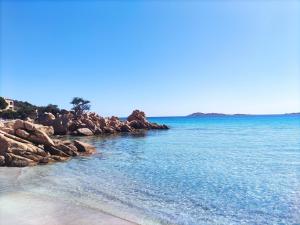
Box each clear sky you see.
[0,0,299,116]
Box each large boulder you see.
[52,114,73,135]
[12,120,55,146]
[34,124,54,136]
[0,133,47,157]
[9,148,48,164]
[103,126,115,134]
[75,128,94,136]
[127,110,148,123]
[56,143,78,156]
[38,113,73,135]
[14,129,55,147]
[128,120,147,129]
[81,118,97,132]
[74,140,96,154]
[0,127,15,135]
[120,123,133,132]
[44,145,69,158]
[5,153,37,167]
[127,110,169,130]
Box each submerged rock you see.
[74,140,96,154]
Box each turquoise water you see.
[1,116,300,225]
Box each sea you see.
[1,115,300,225]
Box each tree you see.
[0,97,8,110]
[70,97,90,116]
[14,100,38,119]
[38,104,61,115]
[0,110,18,119]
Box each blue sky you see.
[0,0,299,116]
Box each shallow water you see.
[1,115,300,225]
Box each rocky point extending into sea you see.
[0,110,168,167]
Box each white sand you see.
[0,192,138,225]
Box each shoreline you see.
[0,191,139,225]
[0,167,162,225]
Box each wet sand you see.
[0,168,138,225]
[0,192,138,225]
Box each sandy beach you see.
[0,168,138,225]
[0,191,138,225]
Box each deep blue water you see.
[2,116,300,225]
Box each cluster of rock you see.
[0,110,168,167]
[37,110,169,136]
[0,120,96,167]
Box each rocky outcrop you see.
[127,110,169,130]
[36,110,168,135]
[0,120,97,167]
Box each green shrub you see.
[0,97,8,110]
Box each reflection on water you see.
[1,116,300,225]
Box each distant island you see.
[187,112,300,117]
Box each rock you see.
[39,113,73,135]
[74,140,96,154]
[44,145,69,157]
[94,128,103,135]
[103,126,115,134]
[120,124,132,132]
[49,155,69,162]
[0,119,96,167]
[81,118,97,132]
[0,133,47,157]
[5,153,37,167]
[0,127,15,135]
[34,109,168,136]
[43,112,56,120]
[15,129,30,139]
[12,120,55,146]
[37,112,56,126]
[10,148,48,163]
[13,119,25,130]
[76,128,94,136]
[24,121,36,131]
[15,128,55,147]
[127,110,169,130]
[30,129,55,146]
[55,142,79,156]
[0,130,32,144]
[109,116,121,127]
[52,118,68,135]
[127,110,147,123]
[3,120,15,129]
[34,124,54,136]
[97,117,106,128]
[162,124,169,129]
[0,156,5,166]
[129,120,146,129]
